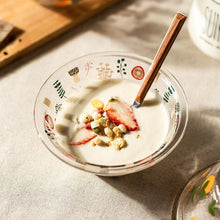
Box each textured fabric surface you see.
[0,0,220,219]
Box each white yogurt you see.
[55,79,170,166]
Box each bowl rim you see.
[33,51,189,176]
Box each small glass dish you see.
[34,51,188,176]
[172,160,220,219]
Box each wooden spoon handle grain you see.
[134,12,186,106]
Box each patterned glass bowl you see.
[172,160,220,219]
[34,51,188,176]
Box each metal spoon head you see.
[132,100,141,108]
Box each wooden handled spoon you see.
[133,11,187,108]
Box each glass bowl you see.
[172,160,220,219]
[34,51,188,176]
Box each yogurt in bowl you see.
[34,52,188,176]
[55,79,170,166]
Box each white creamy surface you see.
[55,79,170,166]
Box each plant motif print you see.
[208,200,218,216]
[97,63,113,80]
[163,85,175,103]
[174,102,180,130]
[55,103,62,114]
[85,61,93,77]
[68,67,80,83]
[53,80,66,99]
[117,58,127,77]
[188,171,219,218]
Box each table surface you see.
[1,0,220,219]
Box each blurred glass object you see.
[172,161,220,219]
[188,0,220,60]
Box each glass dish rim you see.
[33,51,189,176]
[171,160,220,219]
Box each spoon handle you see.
[133,12,187,108]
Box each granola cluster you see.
[76,97,127,150]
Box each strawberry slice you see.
[70,126,97,145]
[106,99,138,131]
[97,108,104,114]
[85,122,92,130]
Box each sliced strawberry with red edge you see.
[85,122,92,130]
[105,99,138,131]
[70,126,97,145]
[97,108,104,114]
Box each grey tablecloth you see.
[0,0,220,219]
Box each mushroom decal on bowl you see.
[68,67,80,83]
